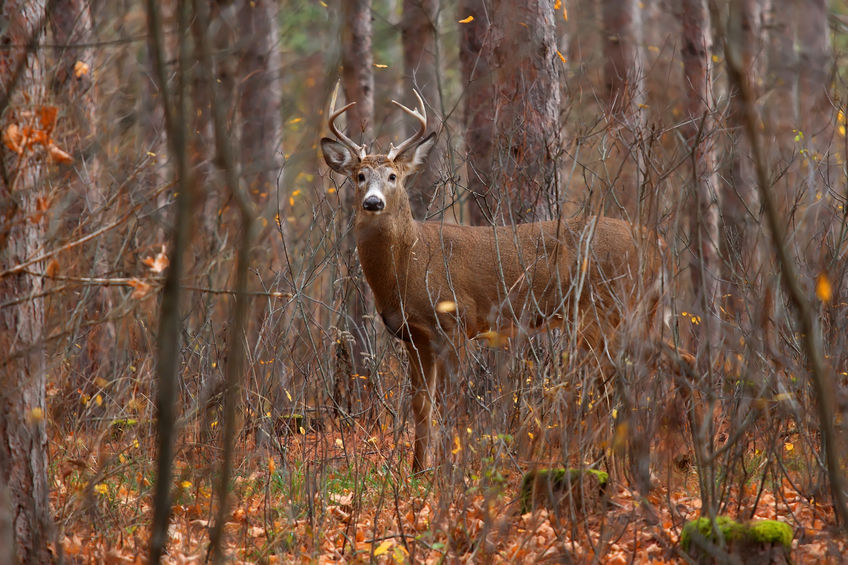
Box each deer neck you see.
[354,208,419,311]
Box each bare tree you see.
[459,1,561,224]
[490,1,561,223]
[342,0,374,142]
[458,0,496,225]
[602,0,643,115]
[723,0,765,328]
[401,0,442,219]
[602,0,644,214]
[0,2,54,562]
[51,0,117,393]
[339,0,374,410]
[680,0,720,348]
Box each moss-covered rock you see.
[681,516,793,565]
[519,467,609,515]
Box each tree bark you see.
[401,0,442,219]
[489,0,561,223]
[0,2,54,563]
[723,0,764,324]
[460,0,561,225]
[602,0,644,214]
[603,0,643,115]
[341,0,374,143]
[680,0,721,348]
[458,0,496,225]
[51,0,117,396]
[339,0,375,413]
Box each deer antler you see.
[328,82,367,159]
[387,89,427,161]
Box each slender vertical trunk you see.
[401,0,442,219]
[723,0,764,325]
[680,0,720,348]
[339,0,375,412]
[458,0,495,225]
[490,0,561,223]
[341,0,374,142]
[602,0,644,214]
[0,2,54,563]
[51,0,117,394]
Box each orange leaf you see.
[48,143,73,164]
[3,123,23,153]
[815,272,832,303]
[142,246,169,273]
[73,60,90,78]
[127,279,151,299]
[458,15,474,23]
[38,105,58,133]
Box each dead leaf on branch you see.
[127,279,151,299]
[142,245,169,273]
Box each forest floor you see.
[50,423,846,564]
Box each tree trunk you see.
[489,0,561,223]
[51,0,117,398]
[723,0,764,324]
[339,0,375,414]
[603,0,643,115]
[602,0,644,214]
[680,0,721,350]
[459,0,561,225]
[401,0,442,219]
[0,2,54,563]
[458,0,496,225]
[796,0,830,141]
[341,0,374,143]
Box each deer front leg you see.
[406,340,437,472]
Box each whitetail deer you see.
[322,90,666,472]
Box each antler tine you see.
[328,82,367,159]
[387,89,428,161]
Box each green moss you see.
[681,516,745,551]
[747,520,793,548]
[519,468,609,514]
[681,516,794,556]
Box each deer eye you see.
[357,173,365,182]
[388,173,397,182]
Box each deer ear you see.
[394,132,436,172]
[321,138,359,175]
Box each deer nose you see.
[362,194,385,212]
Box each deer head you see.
[321,89,436,217]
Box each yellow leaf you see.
[94,483,109,495]
[784,442,794,452]
[374,63,388,68]
[563,6,568,20]
[181,480,192,489]
[374,540,394,556]
[335,438,344,448]
[29,407,44,424]
[556,50,566,63]
[73,60,90,78]
[554,0,561,9]
[436,300,456,313]
[452,434,462,454]
[458,15,474,23]
[268,456,276,474]
[816,272,833,303]
[285,389,292,402]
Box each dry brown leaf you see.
[3,123,23,153]
[142,246,169,273]
[127,279,151,299]
[48,143,73,164]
